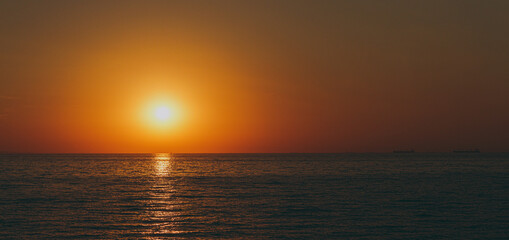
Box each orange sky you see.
[1,1,509,153]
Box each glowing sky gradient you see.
[1,1,508,153]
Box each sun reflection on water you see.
[153,153,174,176]
[144,153,187,238]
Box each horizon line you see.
[0,151,506,154]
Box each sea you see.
[0,153,508,239]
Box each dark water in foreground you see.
[0,153,508,239]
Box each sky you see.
[0,0,508,153]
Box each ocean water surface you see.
[0,153,508,239]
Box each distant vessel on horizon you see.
[453,149,480,153]
[393,149,415,153]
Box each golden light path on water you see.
[154,153,173,176]
[144,153,187,239]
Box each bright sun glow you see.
[154,106,171,121]
[143,99,181,130]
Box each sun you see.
[141,96,182,131]
[142,100,181,130]
[154,106,171,121]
